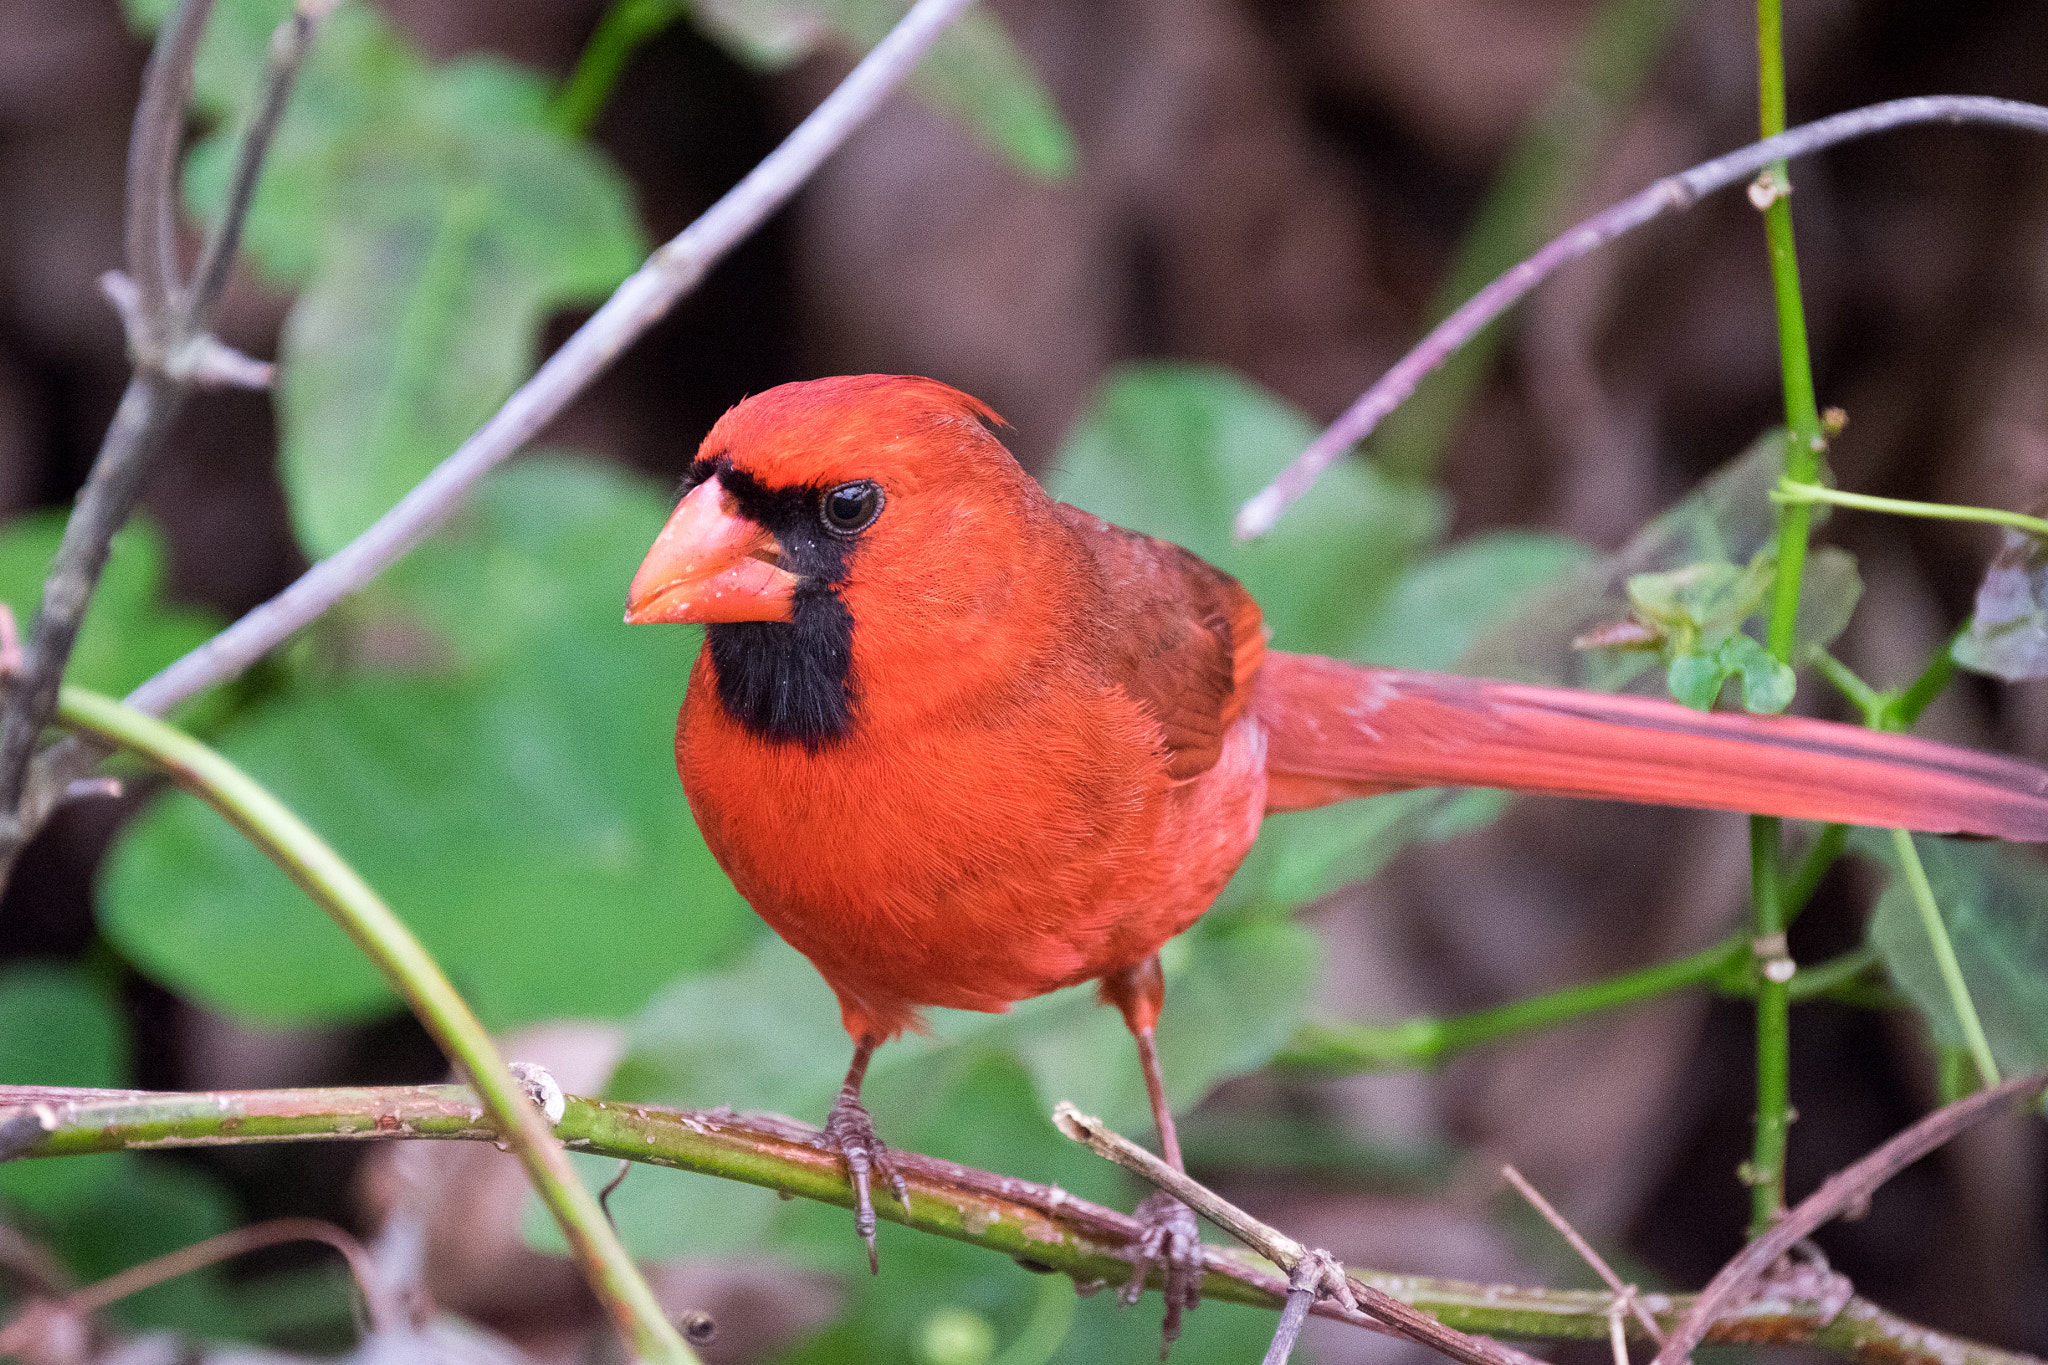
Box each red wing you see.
[1060,505,1265,781]
[1254,651,2048,841]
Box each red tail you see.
[1254,651,2048,841]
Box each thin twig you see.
[0,0,321,876]
[0,1219,386,1360]
[3,1083,2033,1365]
[1052,1102,1547,1365]
[1650,1072,2048,1365]
[73,1218,385,1326]
[124,0,981,720]
[185,0,333,332]
[1260,1251,1355,1365]
[1501,1166,1664,1345]
[1889,828,2000,1088]
[124,0,214,330]
[1236,95,2048,539]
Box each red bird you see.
[627,375,2048,1328]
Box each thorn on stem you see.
[598,1159,632,1227]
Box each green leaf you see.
[1791,545,1862,664]
[1720,634,1795,714]
[1050,363,1447,658]
[0,514,220,706]
[140,0,647,556]
[690,0,1077,178]
[1955,526,2048,681]
[1863,832,2048,1075]
[100,458,756,1029]
[1665,650,1725,711]
[896,9,1076,179]
[273,62,644,554]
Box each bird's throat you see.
[706,583,856,745]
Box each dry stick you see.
[1501,1166,1665,1348]
[1649,1072,2048,1365]
[0,1219,388,1358]
[6,1084,2035,1365]
[1236,95,2048,540]
[124,0,980,720]
[0,0,317,864]
[1052,1102,1547,1365]
[0,0,216,820]
[124,0,213,331]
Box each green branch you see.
[552,0,690,135]
[3,1083,2036,1365]
[1748,0,1827,1240]
[1806,652,1996,1093]
[1772,480,2048,541]
[1889,830,2000,1087]
[51,687,695,1365]
[1276,937,1887,1074]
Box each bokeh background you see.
[2,0,2047,1362]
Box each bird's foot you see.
[820,1091,910,1274]
[1122,1190,1202,1355]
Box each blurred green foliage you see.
[1555,430,1861,711]
[126,0,647,557]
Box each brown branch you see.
[1053,1101,1550,1365]
[1501,1165,1665,1347]
[123,0,214,329]
[1651,1072,2048,1365]
[1,1084,2038,1365]
[0,1218,387,1360]
[0,0,323,881]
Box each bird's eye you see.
[821,480,884,536]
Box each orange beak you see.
[625,474,799,624]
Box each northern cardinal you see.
[627,374,2048,1334]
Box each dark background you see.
[1,0,2046,1359]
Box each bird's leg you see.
[1101,957,1203,1352]
[820,1033,910,1274]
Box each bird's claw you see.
[1123,1190,1203,1354]
[821,1093,909,1274]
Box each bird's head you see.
[624,374,1026,627]
[627,374,1066,744]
